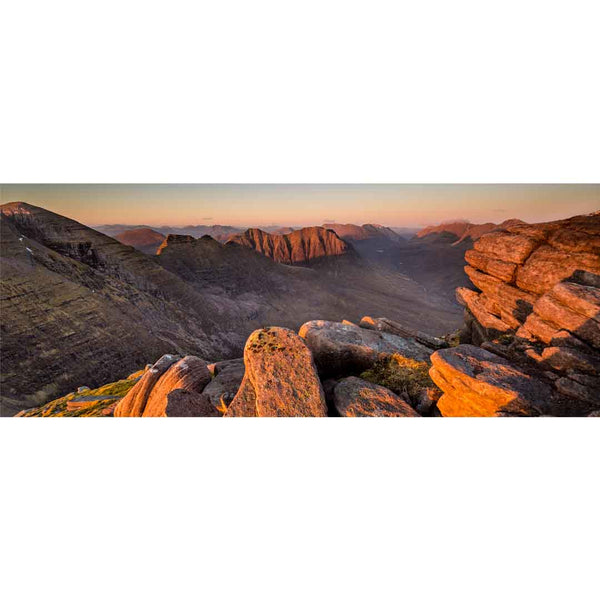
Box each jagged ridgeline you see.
[1,202,460,416]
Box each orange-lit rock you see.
[333,377,420,417]
[225,327,327,417]
[114,354,212,417]
[430,345,549,417]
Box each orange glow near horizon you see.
[1,184,598,228]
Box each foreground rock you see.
[359,316,448,349]
[333,377,420,417]
[202,358,245,410]
[429,345,550,417]
[114,355,214,417]
[460,212,600,344]
[225,327,327,417]
[299,320,431,378]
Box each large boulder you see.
[225,327,327,417]
[114,354,213,417]
[333,377,420,417]
[298,320,431,378]
[429,345,550,417]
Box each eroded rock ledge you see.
[435,211,600,416]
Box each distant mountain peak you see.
[227,226,354,265]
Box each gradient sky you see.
[1,184,598,227]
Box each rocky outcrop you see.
[460,212,600,344]
[429,345,550,417]
[226,226,355,266]
[114,355,214,417]
[332,377,420,417]
[446,212,600,415]
[298,320,432,378]
[225,327,327,417]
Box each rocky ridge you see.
[437,211,600,416]
[226,226,355,266]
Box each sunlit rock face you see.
[114,355,216,417]
[332,377,420,417]
[436,211,600,416]
[225,327,327,417]
[226,226,355,266]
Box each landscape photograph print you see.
[1,183,599,418]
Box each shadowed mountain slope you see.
[0,203,247,415]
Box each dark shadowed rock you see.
[299,320,432,378]
[202,359,245,410]
[430,345,549,417]
[225,327,327,417]
[333,377,420,417]
[540,346,600,374]
[164,389,220,417]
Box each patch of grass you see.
[360,354,432,402]
[18,377,138,418]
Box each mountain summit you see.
[226,226,355,265]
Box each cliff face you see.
[226,226,355,266]
[432,211,600,416]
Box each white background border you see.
[1,2,599,600]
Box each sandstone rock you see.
[143,356,212,417]
[548,282,600,323]
[114,354,211,417]
[456,288,512,340]
[333,377,420,417]
[533,293,600,348]
[114,354,180,417]
[547,227,600,255]
[465,249,517,282]
[225,327,327,417]
[202,359,245,410]
[464,266,503,296]
[473,232,539,264]
[429,345,549,417]
[359,316,447,349]
[77,386,90,393]
[540,346,600,374]
[495,283,538,323]
[554,377,600,414]
[415,387,442,415]
[299,320,431,378]
[516,245,600,295]
[163,389,220,417]
[517,313,585,348]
